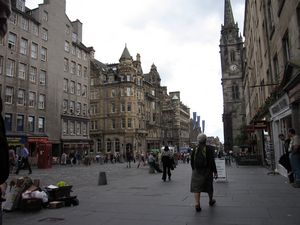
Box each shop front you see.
[269,94,292,176]
[27,137,52,168]
[7,136,27,152]
[61,139,91,158]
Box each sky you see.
[25,0,245,143]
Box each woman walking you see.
[190,133,218,212]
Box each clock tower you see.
[220,0,245,152]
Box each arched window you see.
[97,139,101,152]
[232,84,240,100]
[230,50,235,62]
[106,139,112,152]
[115,139,120,152]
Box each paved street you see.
[3,162,300,225]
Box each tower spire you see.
[119,44,132,62]
[224,0,235,28]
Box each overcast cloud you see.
[26,0,245,142]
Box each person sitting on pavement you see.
[148,153,162,173]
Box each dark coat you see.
[0,98,9,184]
[190,145,217,193]
[190,145,217,173]
[0,0,11,185]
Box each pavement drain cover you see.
[38,217,65,222]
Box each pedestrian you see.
[8,148,16,173]
[96,154,100,163]
[60,152,67,165]
[278,133,293,183]
[137,152,142,168]
[126,149,133,168]
[287,128,300,188]
[190,133,218,212]
[161,145,173,181]
[69,151,76,166]
[15,144,32,175]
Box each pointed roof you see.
[119,44,132,61]
[224,0,235,28]
[151,63,157,71]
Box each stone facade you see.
[243,0,300,171]
[220,0,245,152]
[90,46,190,157]
[0,0,191,162]
[0,0,92,162]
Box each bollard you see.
[98,171,107,185]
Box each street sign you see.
[215,158,227,182]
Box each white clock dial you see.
[230,64,237,71]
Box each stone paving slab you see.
[2,162,300,225]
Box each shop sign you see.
[28,137,48,143]
[254,121,267,130]
[215,158,227,182]
[269,94,289,118]
[7,136,27,144]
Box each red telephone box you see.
[37,143,52,169]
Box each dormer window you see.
[16,0,25,12]
[42,10,48,22]
[72,32,77,42]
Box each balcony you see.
[145,92,155,100]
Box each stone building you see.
[189,112,202,146]
[90,46,148,157]
[0,0,92,163]
[219,0,245,153]
[161,90,190,149]
[143,63,164,150]
[90,46,190,157]
[243,0,300,172]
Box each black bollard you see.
[98,171,107,185]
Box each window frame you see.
[28,91,36,108]
[18,62,27,80]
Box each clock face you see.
[230,64,237,71]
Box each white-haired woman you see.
[190,133,218,212]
